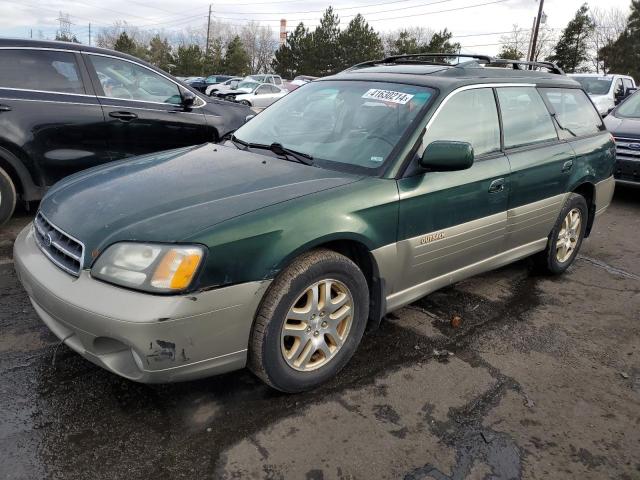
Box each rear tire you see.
[0,167,16,227]
[249,249,369,393]
[532,193,588,275]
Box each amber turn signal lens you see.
[151,248,203,290]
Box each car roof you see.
[568,73,633,79]
[324,55,580,93]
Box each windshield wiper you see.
[268,143,314,166]
[230,136,313,166]
[551,113,578,138]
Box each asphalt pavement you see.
[0,187,638,480]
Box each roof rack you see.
[346,53,564,75]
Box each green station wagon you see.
[14,54,616,392]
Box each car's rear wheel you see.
[249,249,369,392]
[533,193,588,275]
[0,166,16,227]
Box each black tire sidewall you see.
[0,167,16,226]
[260,257,369,392]
[545,194,588,274]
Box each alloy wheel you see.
[556,207,582,263]
[281,279,354,372]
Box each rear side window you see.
[540,88,603,138]
[0,49,84,94]
[623,78,634,90]
[422,88,500,157]
[497,87,557,148]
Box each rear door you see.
[395,87,510,294]
[0,47,108,186]
[84,53,209,159]
[496,86,574,250]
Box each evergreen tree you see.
[173,44,204,76]
[223,36,251,75]
[55,32,79,43]
[497,45,525,60]
[338,14,384,69]
[424,29,460,54]
[600,1,640,78]
[548,3,594,73]
[272,23,310,78]
[307,7,341,76]
[147,35,173,72]
[389,30,421,56]
[113,32,138,57]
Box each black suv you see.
[0,39,251,225]
[604,89,640,186]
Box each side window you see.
[0,49,84,94]
[496,87,558,149]
[89,55,181,104]
[422,88,500,157]
[623,78,634,90]
[613,79,624,97]
[256,85,269,94]
[540,88,603,138]
[269,85,280,93]
[274,76,283,86]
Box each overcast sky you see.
[1,0,633,54]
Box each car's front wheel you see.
[0,166,16,226]
[239,100,251,106]
[249,249,369,392]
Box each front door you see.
[0,48,108,186]
[84,53,209,159]
[395,87,510,297]
[495,86,574,250]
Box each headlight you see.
[92,242,205,293]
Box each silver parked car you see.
[234,83,287,108]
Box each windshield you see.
[233,80,434,173]
[615,92,640,118]
[237,81,259,91]
[573,76,612,95]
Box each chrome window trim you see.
[86,52,205,108]
[0,86,94,97]
[0,97,202,115]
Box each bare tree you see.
[497,23,556,63]
[96,21,151,50]
[240,22,278,73]
[382,27,434,56]
[589,6,628,73]
[498,24,530,59]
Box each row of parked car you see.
[177,74,318,108]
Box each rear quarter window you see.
[540,88,603,139]
[0,49,85,94]
[497,87,558,149]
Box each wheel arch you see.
[0,146,41,201]
[570,181,596,237]
[277,235,386,332]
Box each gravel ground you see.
[0,187,638,480]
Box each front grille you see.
[614,137,640,182]
[33,212,84,276]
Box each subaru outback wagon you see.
[0,39,250,226]
[14,54,615,392]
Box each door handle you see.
[488,178,505,193]
[109,111,138,121]
[0,104,12,112]
[561,160,573,173]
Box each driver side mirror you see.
[181,89,196,108]
[420,141,474,172]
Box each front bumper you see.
[13,225,270,383]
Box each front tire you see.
[533,193,588,275]
[249,249,369,393]
[0,167,16,227]
[239,100,251,106]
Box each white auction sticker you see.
[362,88,414,105]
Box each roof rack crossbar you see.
[345,52,564,76]
[486,58,565,75]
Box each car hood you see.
[39,143,362,262]
[604,114,640,138]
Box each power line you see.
[215,0,457,15]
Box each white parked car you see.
[205,76,243,96]
[247,74,286,90]
[234,83,287,108]
[569,73,636,116]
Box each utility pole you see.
[205,4,212,56]
[528,0,545,62]
[526,16,536,62]
[88,23,91,46]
